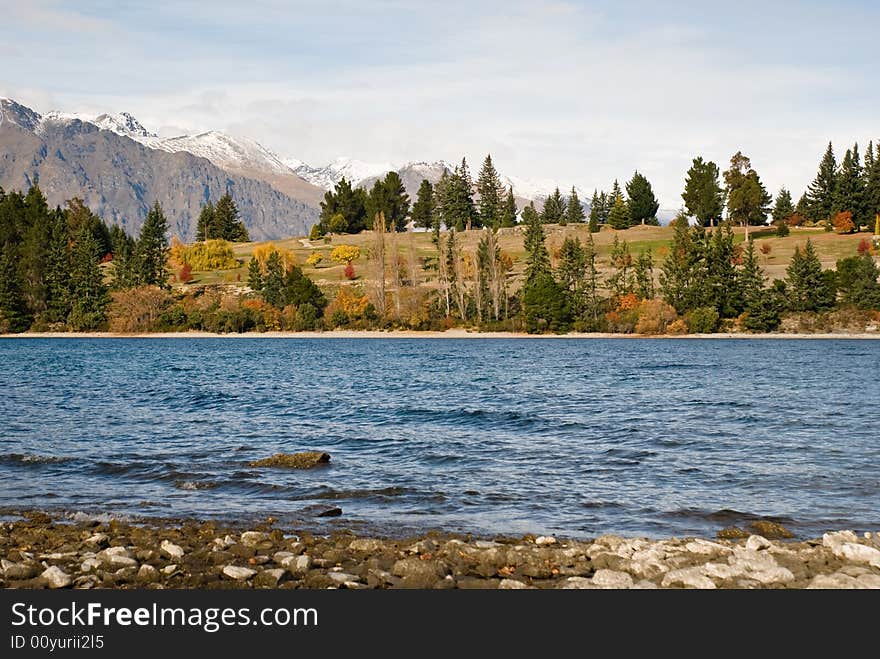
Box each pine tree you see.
[0,242,30,332]
[44,209,71,324]
[261,251,285,308]
[724,152,771,232]
[134,202,170,288]
[834,144,866,230]
[319,178,368,234]
[441,161,477,231]
[557,236,586,295]
[771,187,795,225]
[565,187,586,224]
[20,184,51,318]
[411,179,435,230]
[67,224,109,330]
[213,192,250,241]
[682,157,724,226]
[705,223,737,316]
[835,253,880,309]
[786,239,833,311]
[866,140,880,223]
[606,181,629,230]
[366,171,410,232]
[737,239,765,313]
[805,142,837,222]
[626,171,660,226]
[660,222,704,313]
[196,202,215,241]
[247,256,263,292]
[606,235,633,296]
[634,249,654,299]
[501,187,517,228]
[522,202,550,281]
[587,190,601,233]
[109,224,136,290]
[541,188,566,225]
[477,154,506,228]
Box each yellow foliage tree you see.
[253,243,297,270]
[173,239,238,270]
[330,244,361,265]
[306,253,324,268]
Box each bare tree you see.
[370,212,387,318]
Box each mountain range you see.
[1,98,673,239]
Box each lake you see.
[1,337,878,539]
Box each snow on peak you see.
[0,98,42,131]
[504,174,587,201]
[290,156,396,190]
[151,130,293,176]
[92,112,156,139]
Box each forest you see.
[0,141,878,335]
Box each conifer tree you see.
[723,152,772,231]
[626,172,660,226]
[109,224,137,290]
[319,178,368,234]
[411,179,435,230]
[660,221,702,313]
[441,161,477,231]
[606,236,633,296]
[261,251,285,308]
[771,187,795,225]
[866,140,880,222]
[247,256,263,292]
[565,187,586,224]
[737,239,765,313]
[540,188,566,225]
[786,239,833,311]
[67,224,109,330]
[0,242,30,332]
[634,249,654,299]
[682,157,724,227]
[501,187,517,228]
[522,202,550,281]
[44,210,71,324]
[705,223,737,316]
[805,142,837,222]
[557,236,586,295]
[134,202,170,288]
[834,144,866,229]
[606,181,629,230]
[214,193,250,242]
[581,233,602,327]
[20,184,51,317]
[366,171,410,232]
[196,202,216,241]
[477,155,506,228]
[587,190,602,233]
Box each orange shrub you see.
[108,286,172,333]
[833,211,855,234]
[634,299,678,335]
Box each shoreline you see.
[2,329,880,339]
[2,513,878,589]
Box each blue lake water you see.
[0,338,878,539]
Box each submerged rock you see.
[749,521,794,539]
[248,452,331,469]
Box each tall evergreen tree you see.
[565,187,586,224]
[626,171,660,226]
[705,224,737,316]
[319,177,369,234]
[44,209,71,324]
[247,256,263,292]
[786,239,834,311]
[835,253,880,309]
[660,222,705,313]
[196,202,216,241]
[441,161,477,231]
[805,142,837,222]
[366,171,410,232]
[557,236,586,295]
[20,184,51,318]
[134,202,170,288]
[0,242,30,332]
[737,239,765,313]
[213,192,250,241]
[477,154,506,228]
[723,152,771,230]
[109,224,137,290]
[261,251,285,308]
[587,190,602,233]
[866,140,880,222]
[411,179,435,230]
[834,144,866,229]
[606,181,629,230]
[771,187,795,224]
[522,202,550,281]
[67,224,109,330]
[540,188,566,225]
[634,250,654,299]
[606,236,633,297]
[682,157,724,227]
[501,187,518,228]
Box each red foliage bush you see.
[178,263,193,284]
[344,263,356,280]
[857,238,871,255]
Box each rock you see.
[562,577,595,589]
[349,539,385,553]
[836,543,880,568]
[632,580,659,589]
[83,533,109,549]
[162,565,178,576]
[391,558,445,588]
[748,521,794,539]
[240,531,270,546]
[745,535,773,552]
[728,547,778,573]
[3,562,38,580]
[807,573,865,589]
[499,578,528,589]
[97,547,137,568]
[685,539,731,556]
[248,452,331,469]
[254,569,286,587]
[717,526,750,540]
[857,574,880,588]
[81,557,101,573]
[159,539,185,559]
[273,551,295,565]
[661,568,717,589]
[591,569,634,589]
[327,572,360,585]
[222,565,256,581]
[407,539,438,555]
[702,562,742,580]
[290,555,312,574]
[474,540,500,549]
[137,565,159,584]
[749,567,795,585]
[822,530,859,550]
[41,566,72,589]
[535,536,557,546]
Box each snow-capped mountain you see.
[92,112,157,140]
[151,131,294,177]
[503,174,588,201]
[288,156,396,190]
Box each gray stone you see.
[499,578,529,589]
[745,535,772,552]
[291,555,312,574]
[327,572,360,585]
[41,566,72,589]
[349,539,386,553]
[535,536,557,546]
[562,577,595,589]
[239,531,270,546]
[83,533,109,549]
[222,565,256,581]
[137,564,159,583]
[254,569,286,587]
[391,558,445,588]
[807,573,865,589]
[591,569,634,589]
[162,564,178,575]
[97,547,137,568]
[159,540,184,560]
[80,557,101,573]
[661,568,717,589]
[749,567,795,585]
[3,562,38,580]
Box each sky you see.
[1,0,878,207]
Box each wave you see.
[0,453,76,466]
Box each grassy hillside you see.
[178,224,872,291]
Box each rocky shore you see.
[2,513,879,589]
